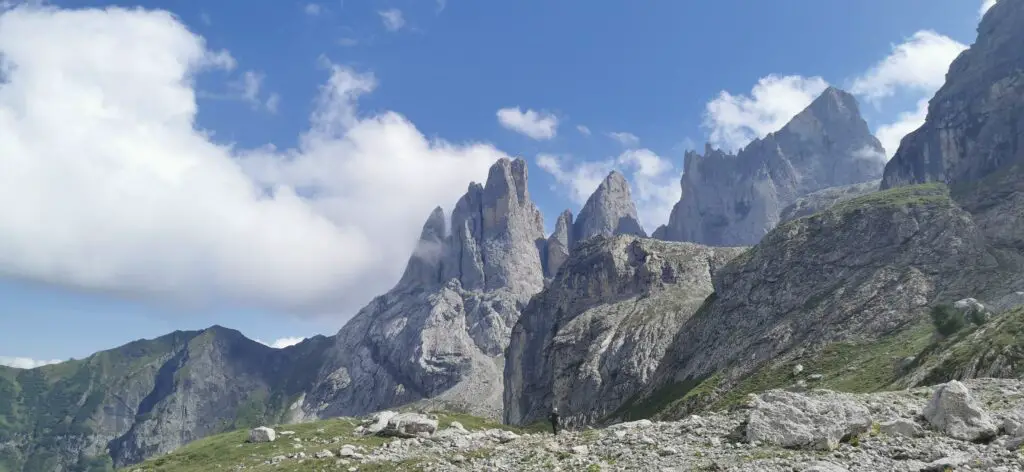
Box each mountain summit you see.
[655,86,885,246]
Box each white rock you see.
[248,426,276,443]
[314,449,334,459]
[878,419,924,438]
[746,390,872,451]
[571,445,589,455]
[377,412,438,438]
[360,410,398,435]
[802,461,849,472]
[922,380,998,441]
[793,364,804,375]
[609,419,653,429]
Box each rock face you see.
[922,380,998,442]
[572,171,647,243]
[778,180,880,223]
[881,0,1024,190]
[658,87,885,246]
[746,390,872,451]
[301,158,546,421]
[503,236,745,426]
[543,210,573,278]
[644,184,1008,412]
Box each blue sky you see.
[0,0,994,367]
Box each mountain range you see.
[3,0,1024,470]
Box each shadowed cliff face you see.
[504,236,745,427]
[882,0,1024,191]
[657,87,885,247]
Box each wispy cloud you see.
[304,3,321,16]
[576,125,591,136]
[608,131,639,147]
[496,107,559,140]
[256,336,307,349]
[378,8,405,32]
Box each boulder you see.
[359,410,398,435]
[746,390,872,450]
[248,426,276,443]
[922,381,998,442]
[878,419,924,438]
[377,412,439,438]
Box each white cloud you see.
[576,125,591,136]
[265,93,280,113]
[537,150,679,232]
[304,3,321,16]
[980,0,997,17]
[0,5,504,316]
[256,336,306,349]
[703,74,829,152]
[0,356,63,369]
[496,107,559,140]
[849,31,967,103]
[875,98,929,158]
[378,8,405,32]
[607,131,639,147]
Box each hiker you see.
[548,407,561,435]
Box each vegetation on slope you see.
[128,411,534,472]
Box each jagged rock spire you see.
[573,171,646,245]
[544,210,574,278]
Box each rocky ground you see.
[131,379,1024,472]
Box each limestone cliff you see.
[881,0,1024,190]
[659,87,885,246]
[503,236,744,427]
[640,184,1015,418]
[543,210,573,278]
[300,158,546,421]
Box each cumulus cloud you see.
[607,131,640,147]
[703,74,829,152]
[0,356,63,369]
[256,336,307,349]
[378,8,405,32]
[537,150,679,232]
[874,99,929,158]
[849,30,966,103]
[980,0,997,17]
[496,107,559,140]
[0,4,504,316]
[576,125,591,136]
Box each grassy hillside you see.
[126,411,542,472]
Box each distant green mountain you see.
[0,327,333,472]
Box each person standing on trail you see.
[548,407,561,435]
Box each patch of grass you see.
[917,307,1024,384]
[712,317,935,409]
[826,183,951,215]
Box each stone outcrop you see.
[644,184,1010,413]
[778,180,880,223]
[543,210,573,278]
[301,158,547,421]
[746,390,872,451]
[881,0,1024,190]
[572,171,646,243]
[922,380,998,442]
[503,236,745,426]
[658,87,885,246]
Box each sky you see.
[0,0,999,368]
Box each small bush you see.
[931,304,966,337]
[965,307,989,327]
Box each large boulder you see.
[248,426,276,443]
[377,412,439,438]
[746,390,872,450]
[922,380,998,441]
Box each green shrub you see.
[965,307,989,327]
[931,304,966,337]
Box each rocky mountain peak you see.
[399,206,448,287]
[543,209,574,278]
[658,87,884,246]
[572,170,647,244]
